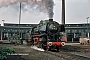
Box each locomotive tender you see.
[29,19,66,51]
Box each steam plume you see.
[0,0,54,19]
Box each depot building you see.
[0,22,89,42]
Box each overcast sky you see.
[0,0,90,24]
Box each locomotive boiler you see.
[30,19,66,51]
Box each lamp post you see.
[86,17,89,38]
[2,20,5,26]
[1,20,5,40]
[15,3,21,45]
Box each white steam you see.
[31,46,45,51]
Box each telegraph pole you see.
[19,2,21,35]
[18,2,21,44]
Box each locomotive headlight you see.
[48,42,52,46]
[61,42,65,46]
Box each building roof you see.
[0,23,90,29]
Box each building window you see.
[12,30,14,32]
[74,30,77,33]
[26,25,28,26]
[76,25,78,26]
[30,25,31,26]
[65,30,67,33]
[67,30,70,33]
[8,29,10,32]
[21,30,24,32]
[66,25,68,27]
[79,30,82,32]
[72,30,75,33]
[4,29,5,30]
[15,30,18,32]
[11,29,12,31]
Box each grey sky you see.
[0,0,90,24]
[66,0,90,24]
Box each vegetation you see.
[0,47,15,60]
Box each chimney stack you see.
[49,19,53,22]
[62,0,65,24]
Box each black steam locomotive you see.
[29,19,66,51]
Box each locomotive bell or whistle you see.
[49,19,53,22]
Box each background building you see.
[0,23,89,42]
[0,23,37,40]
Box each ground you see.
[0,43,90,60]
[0,44,64,60]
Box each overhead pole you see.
[86,17,89,38]
[62,0,65,24]
[18,2,21,44]
[19,3,21,27]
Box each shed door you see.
[67,33,74,42]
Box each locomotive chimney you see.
[49,19,53,22]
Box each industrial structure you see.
[0,23,90,42]
[62,0,65,24]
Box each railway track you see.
[46,50,90,60]
[46,45,90,60]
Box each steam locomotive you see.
[29,19,66,51]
